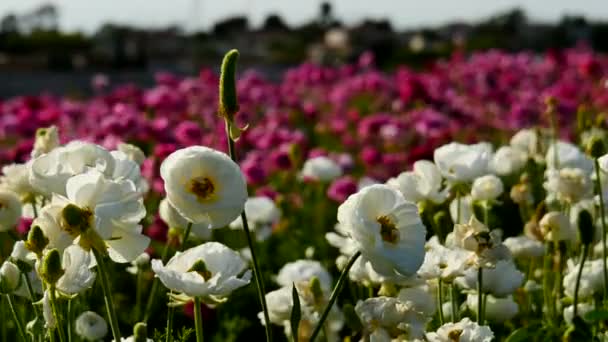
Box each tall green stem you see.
[226,121,272,342]
[450,284,458,322]
[166,222,193,342]
[67,298,73,342]
[477,267,484,324]
[92,249,122,342]
[594,158,608,301]
[573,245,589,317]
[49,287,66,342]
[309,251,361,342]
[143,234,173,322]
[437,278,445,325]
[542,242,554,322]
[194,297,204,342]
[6,294,27,342]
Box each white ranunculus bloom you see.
[276,260,332,293]
[151,242,251,304]
[510,128,538,156]
[111,150,148,194]
[41,290,56,328]
[160,146,247,228]
[471,174,504,201]
[453,216,510,266]
[114,337,153,342]
[449,195,473,224]
[544,167,592,204]
[426,317,494,342]
[539,211,576,242]
[1,162,36,201]
[345,255,416,287]
[466,294,518,322]
[301,156,342,182]
[433,142,492,183]
[355,297,427,340]
[117,143,146,165]
[229,196,281,241]
[10,240,37,266]
[503,235,545,259]
[546,141,593,172]
[397,285,436,317]
[34,169,148,263]
[563,303,594,325]
[56,246,96,295]
[30,141,116,196]
[456,260,524,297]
[0,190,22,232]
[387,160,448,204]
[31,125,60,158]
[75,311,108,341]
[337,184,426,277]
[325,222,358,257]
[158,198,211,239]
[417,237,470,283]
[563,258,605,300]
[490,146,527,175]
[0,261,21,293]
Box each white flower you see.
[31,125,60,158]
[56,246,96,295]
[490,146,527,175]
[0,190,22,232]
[453,216,510,266]
[563,303,594,325]
[397,285,436,317]
[117,143,146,165]
[325,222,358,257]
[34,169,148,263]
[301,156,342,182]
[544,168,592,204]
[466,294,518,322]
[127,252,151,275]
[10,241,37,266]
[30,141,116,196]
[510,128,538,156]
[417,237,470,282]
[386,160,448,204]
[471,174,504,201]
[1,162,36,200]
[276,260,332,293]
[160,146,247,228]
[433,142,491,183]
[229,196,281,242]
[426,317,494,342]
[41,290,56,328]
[111,150,148,194]
[503,236,545,259]
[75,311,108,341]
[151,242,251,304]
[0,261,21,293]
[356,296,427,340]
[456,260,524,297]
[546,141,593,172]
[449,195,473,224]
[158,198,211,239]
[539,211,576,242]
[358,176,379,189]
[337,184,426,277]
[563,258,605,300]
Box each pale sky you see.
[1,0,607,33]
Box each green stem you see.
[595,158,608,302]
[6,294,27,342]
[309,251,361,342]
[437,278,445,325]
[477,267,484,324]
[166,222,193,342]
[49,287,66,342]
[194,297,204,342]
[67,298,73,342]
[542,242,554,322]
[226,121,273,342]
[143,238,172,322]
[450,284,458,322]
[92,249,122,342]
[573,245,589,318]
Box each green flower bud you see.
[133,322,148,342]
[219,49,240,122]
[40,249,64,286]
[433,210,452,244]
[25,225,49,257]
[577,210,594,246]
[587,136,606,159]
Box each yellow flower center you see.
[61,204,93,237]
[448,329,463,341]
[377,215,399,244]
[188,177,216,202]
[188,259,213,281]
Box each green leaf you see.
[584,309,608,322]
[290,283,301,342]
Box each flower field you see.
[0,47,608,341]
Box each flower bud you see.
[32,125,59,158]
[433,210,452,243]
[587,136,606,159]
[75,311,108,341]
[0,261,21,293]
[25,225,48,257]
[40,249,64,286]
[218,49,240,122]
[133,322,148,342]
[577,210,595,246]
[10,241,35,272]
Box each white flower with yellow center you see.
[471,174,504,202]
[0,190,22,232]
[355,296,427,340]
[418,237,470,283]
[539,211,576,242]
[276,260,332,293]
[337,184,426,277]
[546,141,593,172]
[160,146,247,228]
[300,156,342,182]
[55,245,96,295]
[453,216,510,266]
[456,260,524,297]
[466,294,518,322]
[151,242,251,304]
[229,196,281,241]
[544,167,592,204]
[1,162,37,201]
[33,169,148,263]
[426,317,494,342]
[433,142,492,183]
[489,146,527,175]
[386,160,448,204]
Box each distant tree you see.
[213,16,248,36]
[319,1,334,28]
[262,14,289,32]
[0,14,18,33]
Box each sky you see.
[1,0,607,33]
